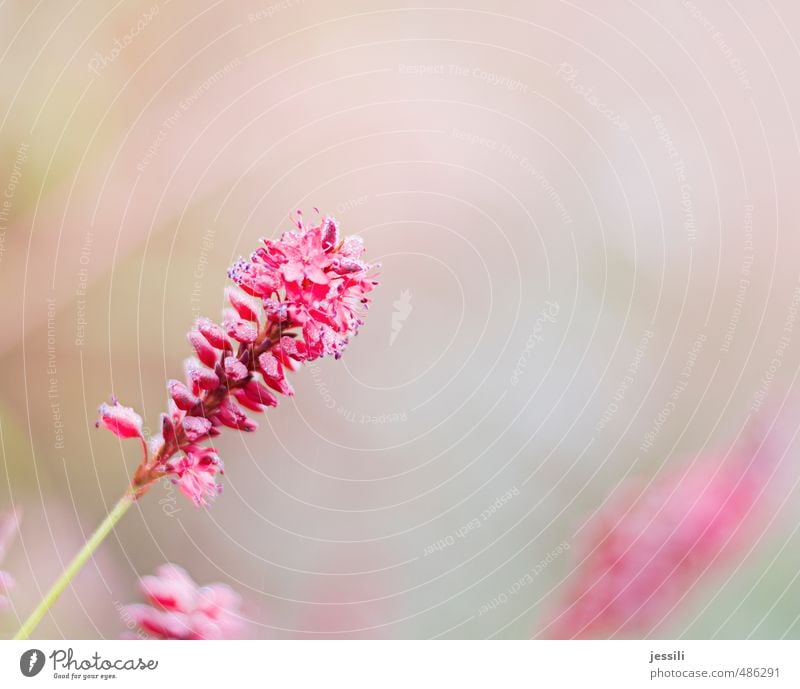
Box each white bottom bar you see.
[0,640,796,687]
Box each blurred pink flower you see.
[546,432,781,639]
[123,564,245,640]
[0,511,20,612]
[96,212,378,506]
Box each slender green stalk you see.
[13,490,136,640]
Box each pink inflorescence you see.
[96,213,378,507]
[123,564,245,639]
[0,511,20,613]
[545,438,777,639]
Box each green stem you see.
[13,489,136,640]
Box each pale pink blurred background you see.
[2,0,800,638]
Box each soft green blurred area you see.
[2,0,800,639]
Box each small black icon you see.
[20,649,45,677]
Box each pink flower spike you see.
[123,563,245,639]
[117,211,378,508]
[96,399,143,440]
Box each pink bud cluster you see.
[0,511,20,612]
[123,564,245,639]
[96,213,378,507]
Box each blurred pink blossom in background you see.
[122,563,246,640]
[0,511,20,613]
[544,415,790,639]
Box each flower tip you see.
[96,399,144,440]
[168,379,201,411]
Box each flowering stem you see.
[13,489,137,640]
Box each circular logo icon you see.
[20,649,45,677]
